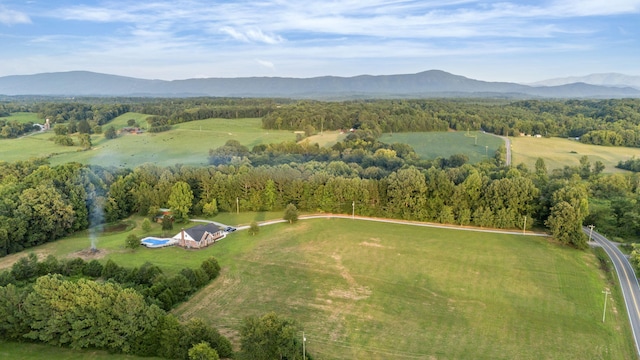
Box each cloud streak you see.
[0,5,31,25]
[0,0,638,81]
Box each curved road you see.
[585,226,640,357]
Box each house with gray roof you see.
[172,223,225,249]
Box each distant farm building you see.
[154,208,173,223]
[173,223,225,249]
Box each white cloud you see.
[220,26,249,42]
[220,26,283,44]
[549,0,640,16]
[256,59,276,70]
[0,6,31,25]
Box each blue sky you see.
[1,0,639,82]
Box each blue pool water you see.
[140,237,176,248]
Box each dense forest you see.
[0,254,235,359]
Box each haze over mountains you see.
[0,70,638,99]
[529,73,640,90]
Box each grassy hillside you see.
[511,136,640,173]
[379,131,504,164]
[2,112,40,123]
[0,113,296,167]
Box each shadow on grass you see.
[253,212,267,223]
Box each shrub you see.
[125,234,139,250]
[83,260,104,278]
[142,218,152,232]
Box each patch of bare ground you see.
[68,248,110,261]
[360,241,385,248]
[175,270,243,320]
[319,254,373,341]
[0,249,52,271]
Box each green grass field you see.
[511,136,640,173]
[168,219,634,360]
[304,130,348,147]
[0,216,635,359]
[0,212,284,274]
[0,113,296,167]
[0,341,160,360]
[379,131,504,164]
[2,112,41,123]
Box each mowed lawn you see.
[167,219,634,360]
[511,136,640,173]
[379,131,504,163]
[0,113,296,167]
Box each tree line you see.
[261,99,640,147]
[4,97,640,147]
[0,254,233,359]
[0,142,599,258]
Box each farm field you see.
[167,218,634,360]
[0,216,635,359]
[510,136,640,173]
[379,131,504,164]
[0,113,296,167]
[1,112,41,123]
[304,130,348,147]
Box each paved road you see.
[488,133,511,166]
[585,226,640,357]
[503,136,512,166]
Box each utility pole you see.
[523,216,527,235]
[485,145,488,158]
[588,224,595,243]
[236,197,239,214]
[602,289,611,322]
[352,201,355,219]
[302,331,306,360]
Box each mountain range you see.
[0,70,638,99]
[528,73,640,90]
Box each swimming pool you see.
[140,237,178,248]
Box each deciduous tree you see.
[283,203,299,224]
[168,181,194,223]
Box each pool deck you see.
[140,237,178,248]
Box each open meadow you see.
[1,112,41,123]
[304,130,348,147]
[379,131,504,164]
[0,113,295,167]
[510,136,640,173]
[0,216,635,359]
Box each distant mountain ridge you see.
[0,70,638,99]
[529,73,640,90]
